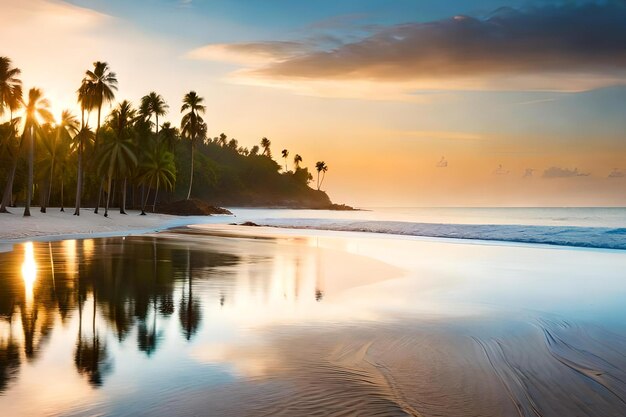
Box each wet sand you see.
[1,224,625,416]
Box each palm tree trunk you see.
[39,182,47,213]
[186,141,195,200]
[142,180,152,213]
[120,178,127,214]
[140,184,147,215]
[319,171,326,190]
[24,126,34,217]
[94,104,102,214]
[104,175,112,217]
[316,171,320,190]
[60,176,65,212]
[1,158,18,213]
[152,179,160,213]
[74,110,85,216]
[46,159,55,210]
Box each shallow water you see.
[0,226,625,416]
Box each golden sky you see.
[2,0,626,206]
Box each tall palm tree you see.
[218,133,227,147]
[180,91,205,200]
[23,88,53,217]
[141,143,176,212]
[0,58,22,213]
[294,154,302,169]
[315,161,328,191]
[260,137,271,157]
[281,149,289,171]
[85,62,117,214]
[140,92,168,135]
[74,78,95,216]
[107,100,136,214]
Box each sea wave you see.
[256,219,626,250]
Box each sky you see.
[2,0,626,206]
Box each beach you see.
[0,209,625,416]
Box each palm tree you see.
[180,91,205,200]
[98,124,137,218]
[140,92,168,135]
[315,161,328,191]
[260,137,271,157]
[159,122,178,152]
[294,154,302,169]
[249,145,259,156]
[218,133,227,147]
[74,78,96,216]
[23,88,53,217]
[55,111,79,212]
[107,100,137,214]
[84,62,118,214]
[281,149,289,171]
[0,57,21,118]
[141,143,176,212]
[0,57,22,213]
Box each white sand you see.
[0,207,228,244]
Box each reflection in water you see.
[0,232,334,397]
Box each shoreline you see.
[0,207,232,246]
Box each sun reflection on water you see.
[21,242,37,306]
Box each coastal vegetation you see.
[0,57,335,216]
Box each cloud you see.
[608,168,625,178]
[542,167,591,178]
[436,157,448,168]
[493,164,509,176]
[186,41,309,65]
[204,1,626,96]
[523,168,535,178]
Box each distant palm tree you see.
[315,161,328,191]
[23,88,53,216]
[281,149,289,171]
[0,57,22,213]
[141,143,176,212]
[218,133,227,147]
[294,154,302,169]
[159,122,178,152]
[180,91,205,200]
[250,145,259,156]
[85,62,118,214]
[140,92,168,134]
[260,137,271,157]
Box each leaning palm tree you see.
[23,88,53,217]
[180,91,205,200]
[84,62,118,214]
[140,143,176,212]
[281,149,289,171]
[140,92,168,135]
[315,161,328,191]
[260,137,271,157]
[294,154,302,169]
